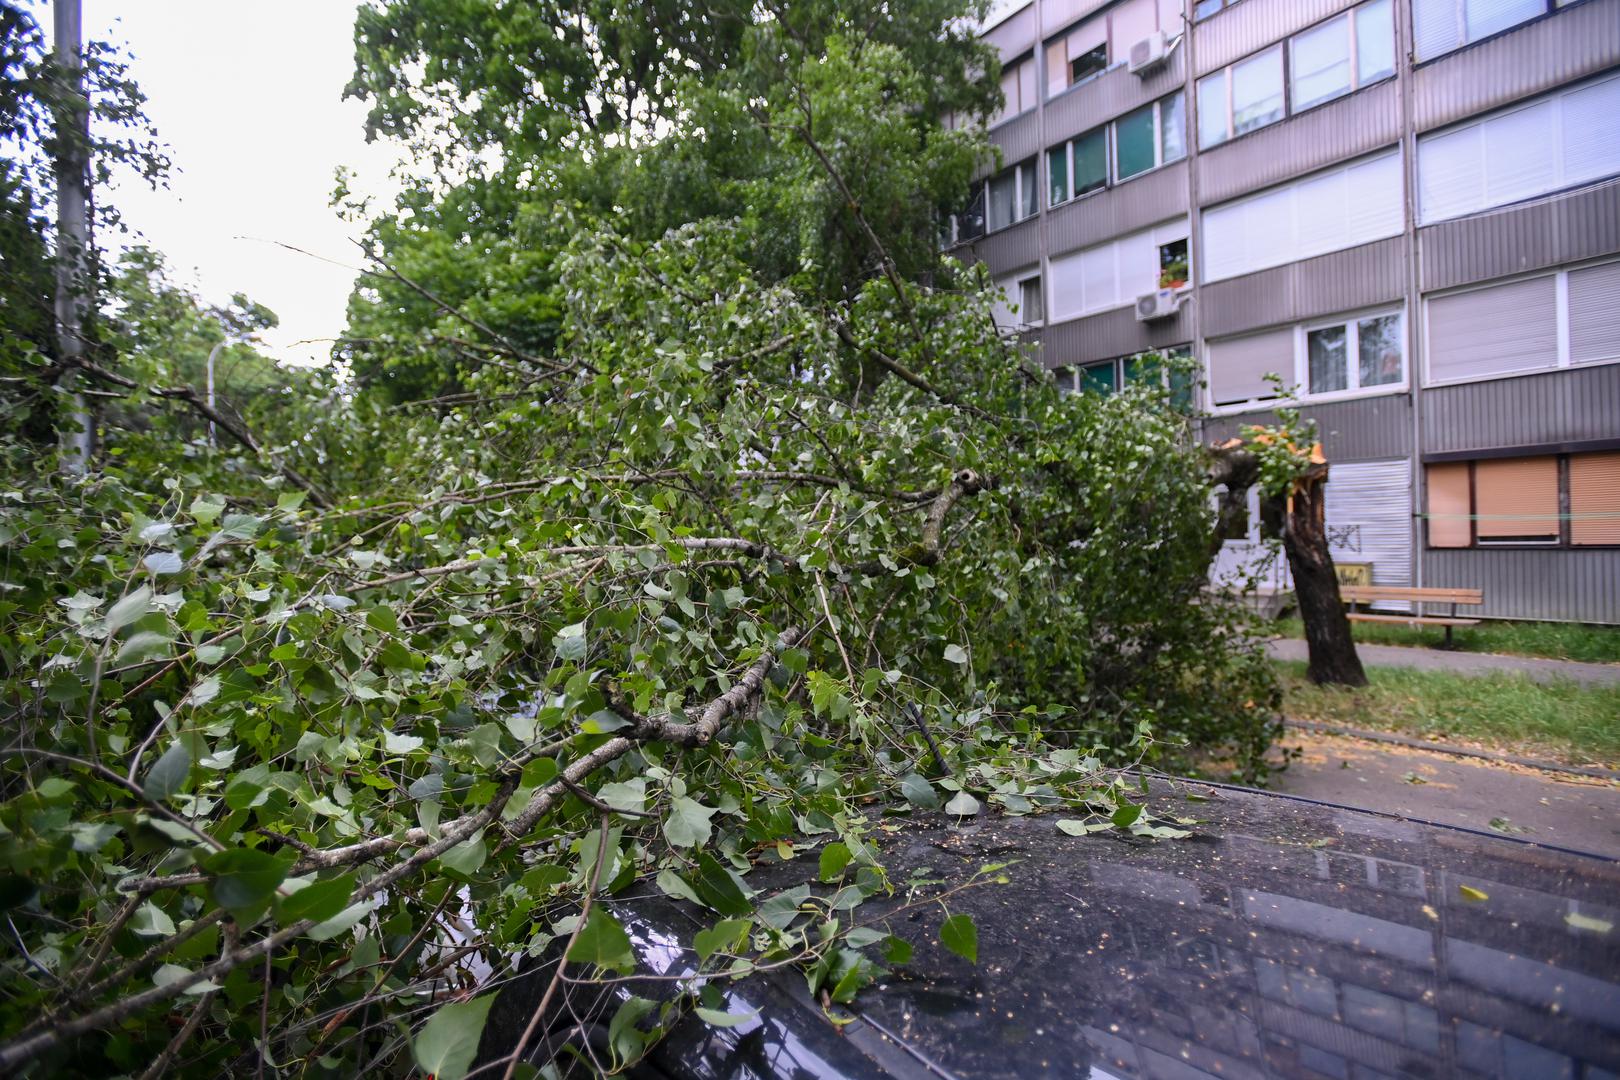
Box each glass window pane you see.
[1081,361,1118,395]
[1232,48,1284,135]
[1291,15,1351,111]
[1115,104,1158,180]
[1308,324,1348,393]
[1019,161,1037,219]
[1072,43,1108,83]
[1021,277,1044,322]
[1197,71,1229,148]
[1356,0,1396,84]
[988,171,1016,230]
[1047,145,1070,206]
[1075,128,1108,194]
[958,185,986,241]
[1160,92,1187,163]
[1358,313,1403,386]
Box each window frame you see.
[1421,257,1620,389]
[1047,126,1110,207]
[1205,303,1409,414]
[1054,346,1195,407]
[1423,450,1620,550]
[1412,0,1562,64]
[982,157,1039,234]
[1195,0,1396,151]
[1018,273,1045,325]
[1049,92,1185,205]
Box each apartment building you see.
[946,0,1620,623]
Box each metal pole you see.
[205,341,222,447]
[52,0,92,473]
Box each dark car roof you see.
[481,781,1620,1079]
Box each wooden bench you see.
[1338,585,1485,649]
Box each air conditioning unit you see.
[1135,288,1179,322]
[1128,32,1169,76]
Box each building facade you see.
[948,0,1620,624]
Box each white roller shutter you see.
[1325,459,1414,607]
[1563,74,1620,187]
[1482,99,1556,209]
[1425,276,1558,383]
[1418,124,1483,224]
[1412,0,1460,61]
[1207,327,1293,406]
[1569,261,1620,365]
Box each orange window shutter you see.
[1426,462,1472,547]
[1474,457,1559,540]
[1570,451,1620,546]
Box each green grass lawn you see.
[1275,660,1620,764]
[1273,616,1620,664]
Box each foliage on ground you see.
[1275,616,1620,665]
[1275,661,1620,764]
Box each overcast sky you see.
[78,1,402,366]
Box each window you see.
[1159,237,1189,288]
[1202,149,1403,282]
[1050,93,1183,197]
[1425,259,1620,384]
[985,158,1038,231]
[1195,0,1240,20]
[1426,451,1620,548]
[1046,19,1108,97]
[993,54,1039,126]
[1209,307,1405,408]
[1020,276,1044,323]
[1417,70,1620,224]
[1199,0,1393,149]
[1291,0,1394,112]
[1048,219,1189,320]
[1306,312,1404,394]
[1413,0,1554,61]
[1048,128,1108,206]
[1056,348,1194,408]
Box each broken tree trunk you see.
[1281,461,1367,687]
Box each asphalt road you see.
[1271,728,1620,860]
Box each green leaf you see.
[595,779,646,813]
[144,741,192,801]
[939,913,978,964]
[194,644,226,665]
[663,796,715,849]
[944,791,980,817]
[899,773,940,808]
[204,847,295,914]
[383,730,423,755]
[553,621,587,662]
[1111,803,1143,828]
[818,842,853,882]
[695,1006,761,1028]
[693,918,750,962]
[105,586,153,635]
[689,851,751,916]
[307,898,379,941]
[412,994,496,1080]
[942,643,968,665]
[883,935,914,965]
[278,873,356,924]
[438,833,488,877]
[130,902,176,937]
[567,908,634,973]
[115,630,170,665]
[1057,818,1109,836]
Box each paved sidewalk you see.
[1266,637,1620,687]
[1271,728,1620,859]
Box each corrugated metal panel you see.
[1043,48,1186,144]
[1420,364,1620,454]
[1199,394,1415,462]
[1043,302,1191,366]
[1201,237,1405,338]
[977,216,1045,276]
[1422,548,1620,623]
[984,2,1039,61]
[1196,83,1400,205]
[1418,181,1620,293]
[986,108,1045,169]
[1410,0,1620,133]
[1193,0,1359,76]
[1046,161,1190,256]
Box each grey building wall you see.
[1200,237,1406,339]
[1046,160,1190,256]
[1419,365,1620,456]
[1202,394,1415,463]
[1192,0,1359,75]
[1409,0,1620,133]
[1044,48,1186,147]
[1420,181,1620,293]
[1043,302,1191,368]
[1422,549,1620,624]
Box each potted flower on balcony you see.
[1158,255,1189,291]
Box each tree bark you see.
[1281,463,1367,687]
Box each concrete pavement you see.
[1266,637,1620,686]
